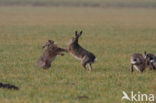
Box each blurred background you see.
[0,0,156,8]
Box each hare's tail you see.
[94,58,97,62]
[90,54,97,63]
[0,82,19,90]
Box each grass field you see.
[0,5,156,103]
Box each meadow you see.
[0,4,156,103]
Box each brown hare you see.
[130,53,146,72]
[144,51,156,70]
[38,40,67,69]
[67,31,96,71]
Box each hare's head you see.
[131,54,144,65]
[144,51,156,64]
[70,30,83,44]
[42,40,54,48]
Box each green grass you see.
[0,6,156,103]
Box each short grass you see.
[0,6,156,103]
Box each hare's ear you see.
[144,51,147,58]
[42,40,50,49]
[48,40,51,43]
[80,30,83,34]
[78,30,83,37]
[75,31,78,36]
[42,44,46,49]
[49,40,54,44]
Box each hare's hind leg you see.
[131,64,134,72]
[44,63,51,69]
[151,63,156,70]
[43,61,51,69]
[37,59,46,68]
[81,56,89,70]
[82,62,87,70]
[88,63,92,72]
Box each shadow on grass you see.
[0,82,19,90]
[75,95,89,100]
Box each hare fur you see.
[38,40,67,69]
[67,31,96,71]
[144,51,156,70]
[131,53,146,72]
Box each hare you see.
[144,51,156,70]
[37,40,67,69]
[130,53,146,72]
[67,31,96,71]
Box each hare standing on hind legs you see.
[67,31,97,71]
[38,40,67,69]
